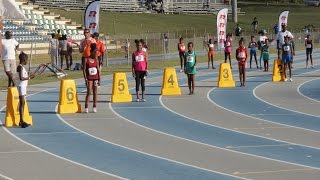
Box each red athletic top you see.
[236,47,247,65]
[85,58,99,80]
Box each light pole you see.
[232,0,237,23]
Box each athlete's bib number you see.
[88,67,97,75]
[135,55,144,62]
[306,44,312,48]
[238,52,245,58]
[226,42,231,46]
[223,69,229,79]
[180,45,185,51]
[209,44,214,48]
[187,56,194,62]
[66,87,74,101]
[283,45,290,52]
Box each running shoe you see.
[19,121,30,128]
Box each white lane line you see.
[253,69,320,119]
[64,117,119,120]
[233,168,314,175]
[0,88,127,180]
[297,77,320,104]
[0,150,40,154]
[15,132,81,135]
[0,173,13,180]
[112,106,162,109]
[225,144,290,149]
[234,127,291,130]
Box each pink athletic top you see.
[133,51,147,71]
[224,39,232,53]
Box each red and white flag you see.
[84,0,100,34]
[217,8,228,49]
[278,10,289,32]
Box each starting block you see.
[5,87,32,127]
[218,63,235,88]
[111,72,132,103]
[33,63,67,78]
[58,79,81,114]
[272,59,285,82]
[161,68,181,95]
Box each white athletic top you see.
[18,64,28,87]
[1,38,19,60]
[277,30,294,45]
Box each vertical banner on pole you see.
[84,0,100,34]
[217,8,228,51]
[278,10,289,32]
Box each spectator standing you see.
[273,24,279,35]
[163,33,169,54]
[251,17,258,33]
[54,29,62,40]
[276,24,293,59]
[93,32,106,68]
[235,24,242,37]
[48,34,58,65]
[1,31,19,87]
[58,35,70,70]
[66,35,79,69]
[80,29,96,67]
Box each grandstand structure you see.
[34,0,234,14]
[2,1,83,42]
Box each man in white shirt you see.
[1,31,19,87]
[277,24,293,59]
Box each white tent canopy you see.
[0,0,26,19]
